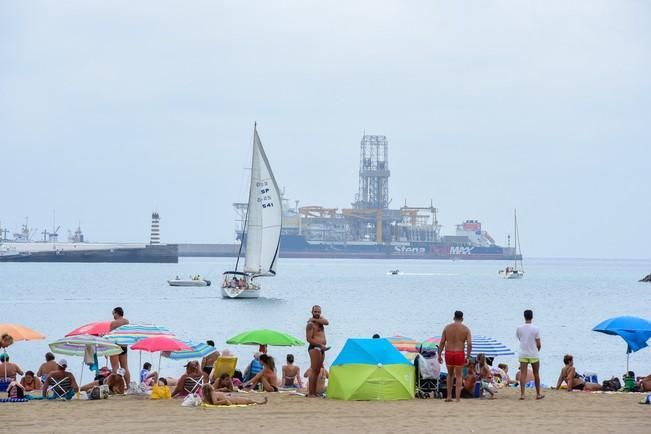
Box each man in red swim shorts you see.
[438,310,472,402]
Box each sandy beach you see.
[1,388,648,434]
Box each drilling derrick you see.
[353,135,390,209]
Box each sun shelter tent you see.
[328,338,415,401]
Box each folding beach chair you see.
[183,375,205,395]
[211,356,238,381]
[47,376,74,400]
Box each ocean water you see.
[1,257,650,385]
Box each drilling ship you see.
[231,135,519,260]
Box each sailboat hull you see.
[499,270,525,279]
[221,286,261,299]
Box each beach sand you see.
[1,388,648,433]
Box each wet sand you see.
[1,388,648,433]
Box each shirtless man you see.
[306,305,329,397]
[109,307,131,385]
[0,354,24,380]
[438,310,472,402]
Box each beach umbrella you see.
[593,315,651,371]
[328,339,415,401]
[66,321,112,337]
[386,336,420,353]
[49,334,123,387]
[0,323,45,342]
[0,323,45,378]
[131,336,192,372]
[469,336,514,357]
[162,340,218,360]
[226,329,305,347]
[104,324,174,345]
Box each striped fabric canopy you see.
[104,324,174,346]
[163,340,218,360]
[469,335,514,357]
[49,334,123,357]
[386,336,420,353]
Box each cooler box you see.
[583,372,598,384]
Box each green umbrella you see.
[226,329,305,347]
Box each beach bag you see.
[89,385,109,400]
[181,393,202,407]
[602,377,621,392]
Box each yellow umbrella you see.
[0,324,46,342]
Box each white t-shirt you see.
[516,323,540,359]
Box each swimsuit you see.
[203,367,212,375]
[444,350,465,367]
[119,345,128,355]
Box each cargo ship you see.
[0,213,178,263]
[180,135,520,260]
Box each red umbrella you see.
[66,321,112,337]
[131,336,191,352]
[131,336,192,373]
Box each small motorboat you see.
[389,269,401,275]
[168,276,211,287]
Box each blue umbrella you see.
[162,340,218,360]
[593,316,651,370]
[469,336,514,357]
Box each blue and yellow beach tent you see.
[328,338,415,401]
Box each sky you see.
[1,0,649,259]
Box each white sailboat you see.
[499,209,524,279]
[221,125,282,299]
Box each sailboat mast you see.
[234,123,257,272]
[513,209,518,269]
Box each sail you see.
[243,128,282,276]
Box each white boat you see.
[168,279,211,287]
[499,209,524,279]
[222,125,282,299]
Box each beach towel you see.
[639,393,651,404]
[0,397,29,403]
[201,402,254,408]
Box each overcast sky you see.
[1,1,649,259]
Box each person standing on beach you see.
[516,309,543,400]
[438,310,472,402]
[306,305,328,397]
[109,307,131,385]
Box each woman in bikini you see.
[281,354,303,388]
[244,354,279,392]
[555,354,602,391]
[201,384,268,406]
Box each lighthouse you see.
[150,212,160,245]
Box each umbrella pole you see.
[158,353,162,375]
[139,350,142,372]
[627,353,630,372]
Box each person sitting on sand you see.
[81,367,128,395]
[281,354,303,388]
[214,373,234,392]
[462,358,478,398]
[37,352,58,383]
[303,367,328,395]
[20,371,42,392]
[7,379,25,399]
[555,354,602,391]
[151,377,172,399]
[42,359,79,399]
[201,383,268,406]
[172,361,209,397]
[637,374,651,392]
[140,362,153,383]
[477,353,496,398]
[244,354,279,392]
[0,353,23,380]
[243,352,264,382]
